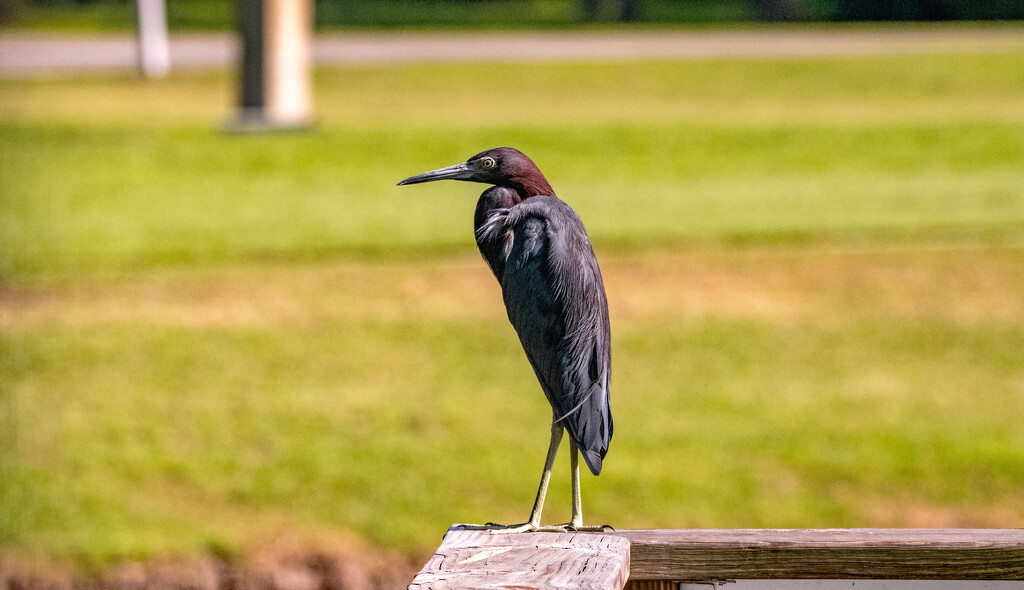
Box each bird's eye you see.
[481,157,496,169]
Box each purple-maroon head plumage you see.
[397,147,555,200]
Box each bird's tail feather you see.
[568,384,612,477]
[580,447,604,476]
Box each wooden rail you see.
[408,526,629,590]
[408,527,1024,589]
[618,529,1024,582]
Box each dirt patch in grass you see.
[865,501,1024,528]
[1,536,423,590]
[831,485,1024,528]
[0,257,500,330]
[3,243,1023,331]
[603,243,1024,324]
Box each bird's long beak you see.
[397,162,474,186]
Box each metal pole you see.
[136,0,170,78]
[238,0,265,120]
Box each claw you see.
[455,522,539,534]
[568,524,612,533]
[488,523,538,535]
[456,522,614,534]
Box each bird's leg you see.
[527,422,563,527]
[569,440,583,528]
[555,439,607,532]
[460,422,606,534]
[483,422,563,534]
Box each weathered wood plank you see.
[615,529,1024,581]
[408,526,630,590]
[624,581,677,590]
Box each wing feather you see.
[476,196,612,475]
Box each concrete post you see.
[137,0,170,78]
[236,0,313,129]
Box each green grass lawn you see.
[3,0,758,31]
[2,48,1024,565]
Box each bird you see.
[397,147,612,533]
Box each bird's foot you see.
[558,523,612,533]
[455,522,541,534]
[487,522,542,535]
[456,522,612,534]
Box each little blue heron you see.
[398,147,612,533]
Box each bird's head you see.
[397,147,555,198]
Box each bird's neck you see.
[475,186,519,232]
[511,174,556,200]
[473,171,556,236]
[473,177,553,281]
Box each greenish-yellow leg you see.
[462,421,607,534]
[569,440,583,528]
[482,421,564,534]
[562,440,605,532]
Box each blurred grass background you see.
[4,0,1022,30]
[2,33,1024,570]
[4,0,753,29]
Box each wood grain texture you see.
[614,529,1024,581]
[624,580,678,590]
[408,526,630,590]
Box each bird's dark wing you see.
[476,196,612,475]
